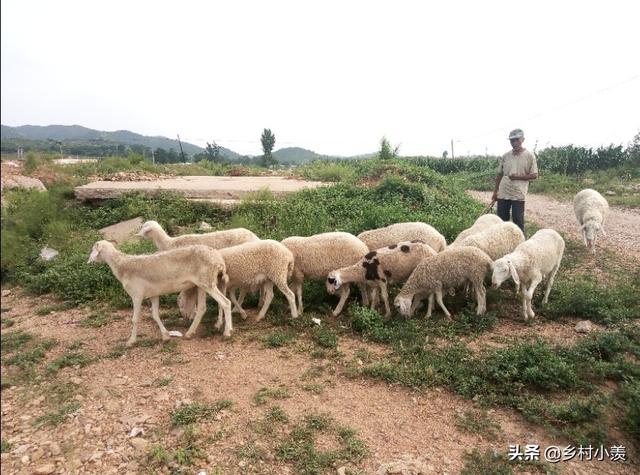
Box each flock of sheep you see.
[87,188,609,346]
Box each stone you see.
[605,190,616,196]
[337,467,347,475]
[99,217,145,245]
[575,320,594,334]
[21,455,30,465]
[90,451,104,461]
[199,221,212,230]
[14,444,30,455]
[129,438,148,451]
[35,463,56,474]
[32,448,45,461]
[39,247,59,261]
[70,377,83,385]
[1,289,11,297]
[2,175,47,192]
[49,442,62,456]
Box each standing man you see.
[491,129,538,233]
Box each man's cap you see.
[508,129,524,140]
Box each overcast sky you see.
[2,0,639,156]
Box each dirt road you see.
[468,191,640,262]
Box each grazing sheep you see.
[327,240,437,318]
[87,241,232,345]
[137,220,259,250]
[450,214,503,247]
[137,220,260,320]
[179,240,298,333]
[357,222,447,253]
[282,232,369,316]
[395,247,492,319]
[454,222,525,261]
[491,229,565,320]
[573,189,609,254]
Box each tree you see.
[260,128,277,167]
[205,141,222,163]
[442,150,449,159]
[379,136,400,160]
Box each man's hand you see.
[508,173,520,180]
[491,190,498,201]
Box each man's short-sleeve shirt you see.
[497,149,538,201]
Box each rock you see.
[90,451,104,461]
[39,247,59,261]
[575,320,594,334]
[21,455,30,465]
[32,447,45,461]
[1,289,11,297]
[605,190,616,196]
[128,427,144,438]
[35,463,56,474]
[49,442,62,456]
[2,175,47,192]
[70,377,83,385]
[129,438,148,451]
[199,221,212,230]
[14,444,30,455]
[99,217,144,245]
[337,467,347,475]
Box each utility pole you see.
[151,149,155,164]
[450,139,455,159]
[177,135,186,163]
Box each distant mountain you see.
[272,147,324,164]
[0,124,240,160]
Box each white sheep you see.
[87,241,232,345]
[395,247,492,319]
[454,222,525,261]
[491,229,565,321]
[137,220,260,320]
[450,214,503,247]
[327,240,437,318]
[282,232,369,316]
[573,189,609,254]
[137,220,259,251]
[178,240,298,333]
[357,222,447,253]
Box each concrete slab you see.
[99,217,144,244]
[74,176,327,201]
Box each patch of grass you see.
[34,401,81,428]
[236,440,269,462]
[49,380,82,405]
[1,439,12,453]
[311,326,338,349]
[170,400,233,427]
[276,412,367,475]
[104,344,127,359]
[461,449,512,475]
[35,301,75,316]
[1,317,15,328]
[79,310,119,328]
[454,410,501,440]
[4,337,57,369]
[152,376,172,388]
[46,351,94,373]
[1,330,34,352]
[301,383,326,394]
[263,329,296,348]
[146,425,206,470]
[254,386,290,406]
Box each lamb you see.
[357,222,447,253]
[453,222,525,261]
[491,229,565,320]
[394,247,492,319]
[137,220,259,319]
[326,240,437,318]
[87,241,232,345]
[450,214,503,247]
[178,240,298,334]
[282,232,369,316]
[573,189,609,254]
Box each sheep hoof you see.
[214,322,223,331]
[240,312,248,320]
[184,331,194,339]
[161,333,171,342]
[223,331,232,338]
[126,339,136,347]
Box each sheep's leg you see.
[205,285,233,337]
[256,281,275,321]
[425,294,434,319]
[435,288,451,318]
[474,282,487,315]
[178,287,198,321]
[126,297,144,347]
[237,288,247,308]
[150,296,170,342]
[292,278,304,315]
[379,281,392,319]
[369,286,379,310]
[409,293,423,317]
[542,264,560,304]
[357,283,370,307]
[274,279,298,319]
[332,285,351,317]
[229,287,248,320]
[525,273,542,319]
[185,288,208,339]
[214,278,229,331]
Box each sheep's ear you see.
[508,260,520,286]
[87,243,100,263]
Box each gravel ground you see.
[468,191,640,262]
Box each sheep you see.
[394,247,492,319]
[282,232,369,316]
[357,222,447,253]
[87,241,232,345]
[326,240,437,318]
[137,220,259,251]
[450,214,503,247]
[453,222,525,261]
[137,220,259,320]
[573,189,609,254]
[178,240,298,333]
[491,229,565,320]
